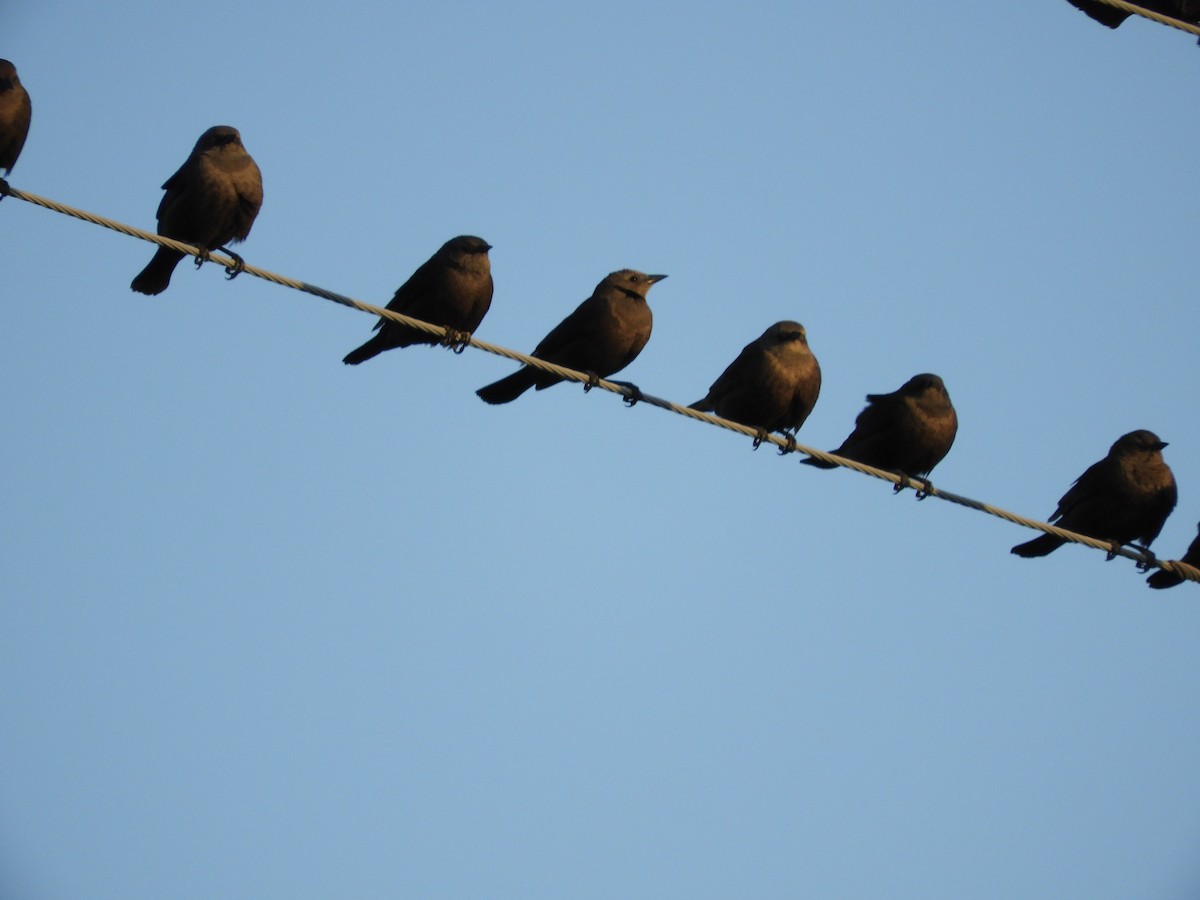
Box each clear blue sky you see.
[4,2,1200,897]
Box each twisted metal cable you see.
[6,183,1197,586]
[1078,0,1200,37]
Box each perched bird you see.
[803,373,957,486]
[1146,522,1200,589]
[1062,0,1200,29]
[0,59,31,177]
[688,321,821,440]
[1011,430,1177,559]
[131,126,264,295]
[343,236,494,365]
[476,269,666,405]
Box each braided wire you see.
[6,182,1198,586]
[1079,0,1200,37]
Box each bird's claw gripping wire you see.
[582,371,601,393]
[607,380,643,407]
[217,246,246,280]
[440,329,472,354]
[777,433,797,456]
[891,473,933,500]
[1132,545,1158,571]
[193,248,211,270]
[752,428,770,451]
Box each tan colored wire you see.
[1079,0,1200,37]
[5,182,1198,586]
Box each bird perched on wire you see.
[0,59,31,184]
[802,373,957,494]
[131,126,264,296]
[1146,522,1200,589]
[476,269,666,405]
[688,321,821,447]
[343,235,494,365]
[1062,0,1200,31]
[1011,429,1176,560]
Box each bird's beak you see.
[646,274,668,284]
[1157,441,1169,450]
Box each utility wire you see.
[6,182,1199,587]
[1082,0,1200,38]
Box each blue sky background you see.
[4,2,1200,897]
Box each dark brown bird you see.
[1147,522,1200,589]
[689,321,821,439]
[0,59,31,177]
[1011,430,1177,559]
[803,373,957,484]
[476,269,665,405]
[131,126,264,296]
[343,236,494,365]
[1063,0,1200,29]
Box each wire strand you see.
[1079,0,1200,37]
[6,182,1198,587]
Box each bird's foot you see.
[1132,544,1158,571]
[777,433,797,456]
[193,248,211,270]
[888,471,931,499]
[440,328,472,354]
[616,382,644,407]
[752,428,770,451]
[582,371,601,393]
[217,246,245,280]
[607,380,642,406]
[1105,540,1122,562]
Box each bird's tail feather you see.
[130,248,185,296]
[1147,569,1184,590]
[1010,534,1065,558]
[801,456,839,470]
[343,334,388,365]
[477,368,539,405]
